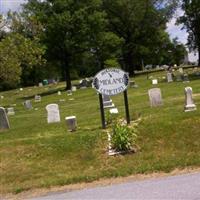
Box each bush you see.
[111,123,137,151]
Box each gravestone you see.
[148,88,163,107]
[72,86,77,92]
[7,107,15,115]
[24,100,32,109]
[167,72,173,82]
[183,74,190,83]
[129,81,138,88]
[65,116,77,131]
[46,104,60,123]
[34,95,41,102]
[57,91,61,95]
[109,108,119,114]
[19,88,23,91]
[67,90,72,96]
[176,74,182,82]
[152,79,158,85]
[0,107,10,130]
[178,67,184,74]
[184,87,196,112]
[38,82,43,87]
[103,95,115,108]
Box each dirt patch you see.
[2,167,200,200]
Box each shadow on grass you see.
[19,87,66,100]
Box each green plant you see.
[105,111,118,125]
[111,123,137,151]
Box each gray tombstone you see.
[129,81,138,88]
[148,88,163,107]
[46,104,60,123]
[24,100,32,109]
[0,107,10,130]
[183,74,190,83]
[65,116,77,131]
[102,95,115,108]
[67,90,72,96]
[7,107,15,115]
[167,72,173,82]
[184,87,196,112]
[176,74,182,82]
[34,95,41,102]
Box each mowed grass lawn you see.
[0,69,200,194]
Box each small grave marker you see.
[46,104,61,123]
[7,107,15,115]
[152,79,158,85]
[0,107,10,130]
[34,95,41,102]
[65,116,77,131]
[109,108,119,114]
[167,72,173,82]
[103,95,115,108]
[148,88,163,107]
[184,87,196,112]
[24,100,32,109]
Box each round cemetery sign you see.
[93,68,129,96]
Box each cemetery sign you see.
[93,68,129,96]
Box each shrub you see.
[111,123,137,151]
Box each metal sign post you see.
[123,90,130,124]
[98,93,106,129]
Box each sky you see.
[0,0,198,63]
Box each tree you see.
[0,33,45,90]
[21,0,112,90]
[103,0,179,74]
[178,0,200,66]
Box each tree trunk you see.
[123,50,135,76]
[64,59,72,90]
[198,47,200,66]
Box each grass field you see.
[0,69,200,194]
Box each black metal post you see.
[98,93,106,129]
[123,90,130,124]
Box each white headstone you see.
[34,95,41,102]
[148,88,163,107]
[57,91,61,95]
[19,88,23,91]
[184,87,196,112]
[152,79,158,85]
[38,82,43,87]
[72,86,77,92]
[46,104,61,123]
[7,107,15,115]
[109,108,119,114]
[178,68,184,74]
[65,116,77,131]
[0,107,10,130]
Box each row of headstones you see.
[149,87,197,112]
[0,87,197,131]
[0,104,77,131]
[3,88,78,117]
[151,72,190,85]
